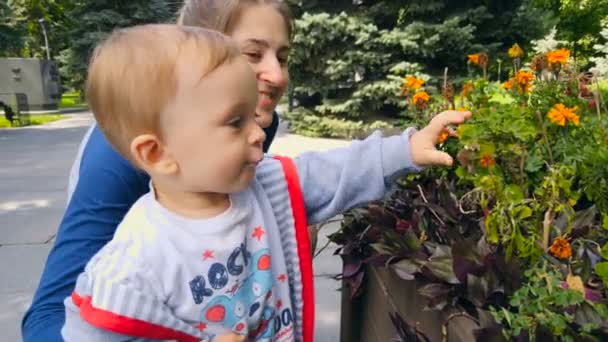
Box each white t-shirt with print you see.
[85,186,296,342]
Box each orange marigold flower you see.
[404,75,425,90]
[508,43,524,59]
[549,236,572,259]
[546,48,570,67]
[502,80,513,89]
[479,153,496,168]
[468,54,481,65]
[547,103,580,126]
[438,131,449,144]
[412,91,430,105]
[461,81,474,97]
[515,70,534,85]
[513,70,535,94]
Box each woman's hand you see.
[409,110,472,167]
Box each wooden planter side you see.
[340,265,478,342]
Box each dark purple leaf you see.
[586,248,603,269]
[366,204,396,229]
[575,302,608,328]
[467,273,503,308]
[389,312,432,342]
[452,239,486,283]
[418,283,453,310]
[423,245,460,285]
[571,206,597,234]
[418,282,452,299]
[395,219,413,234]
[343,259,362,278]
[348,271,365,298]
[392,259,423,281]
[363,254,392,267]
[560,281,603,303]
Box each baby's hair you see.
[86,24,239,162]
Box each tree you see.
[0,1,24,56]
[532,0,608,63]
[287,0,555,119]
[7,0,72,58]
[57,0,173,92]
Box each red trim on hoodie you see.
[71,292,199,342]
[274,156,315,342]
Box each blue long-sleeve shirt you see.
[22,113,279,342]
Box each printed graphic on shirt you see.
[187,226,294,341]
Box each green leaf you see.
[504,184,524,202]
[595,262,608,285]
[601,243,608,260]
[603,214,608,231]
[518,205,533,220]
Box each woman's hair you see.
[177,0,293,39]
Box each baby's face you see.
[160,56,266,194]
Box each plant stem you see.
[441,312,480,342]
[542,207,554,250]
[417,184,446,226]
[535,111,554,164]
[593,75,604,121]
[443,67,450,110]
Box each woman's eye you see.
[278,57,288,66]
[243,52,262,62]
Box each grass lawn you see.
[0,114,64,128]
[59,91,88,109]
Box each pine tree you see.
[57,0,173,92]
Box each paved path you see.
[0,113,350,341]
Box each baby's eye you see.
[228,116,242,128]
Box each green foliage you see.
[0,1,24,56]
[532,0,608,65]
[56,0,173,92]
[333,45,608,340]
[283,107,394,139]
[591,25,608,78]
[490,264,587,340]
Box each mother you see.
[22,1,291,340]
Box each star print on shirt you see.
[202,250,214,261]
[277,274,287,283]
[196,322,207,331]
[276,300,283,309]
[252,226,265,241]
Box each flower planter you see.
[340,265,478,342]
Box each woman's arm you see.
[21,126,150,342]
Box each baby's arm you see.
[295,110,470,224]
[295,129,419,224]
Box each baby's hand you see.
[409,110,472,167]
[214,332,246,342]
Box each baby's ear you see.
[130,134,178,175]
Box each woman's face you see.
[229,4,290,129]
